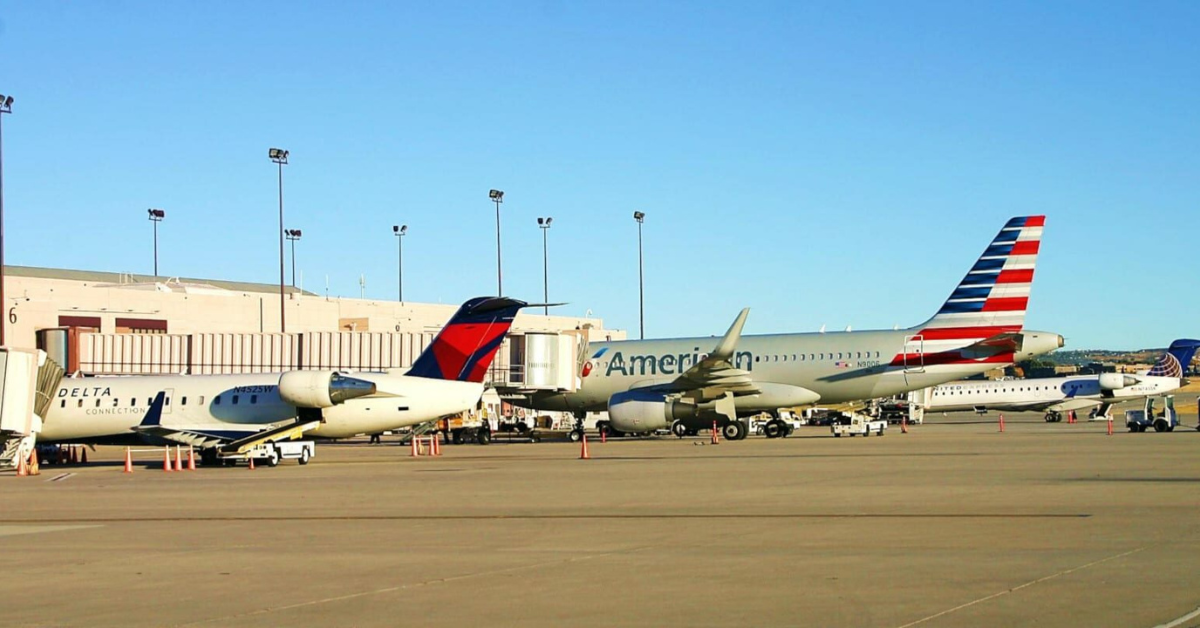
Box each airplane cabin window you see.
[165,397,171,406]
[77,400,83,408]
[60,400,66,408]
[251,395,258,404]
[95,399,101,407]
[214,396,221,405]
[232,395,240,405]
[181,396,187,405]
[198,396,205,405]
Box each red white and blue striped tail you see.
[915,215,1044,345]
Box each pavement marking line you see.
[896,547,1146,628]
[48,473,74,482]
[1154,606,1200,628]
[0,513,1090,523]
[173,545,654,627]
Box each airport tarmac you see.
[3,412,1200,628]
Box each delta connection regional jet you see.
[509,216,1064,440]
[37,297,527,462]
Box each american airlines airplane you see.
[919,339,1199,422]
[508,216,1064,440]
[38,296,527,460]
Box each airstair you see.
[400,420,439,444]
[218,418,322,456]
[1,349,64,469]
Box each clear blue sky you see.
[1,1,1197,350]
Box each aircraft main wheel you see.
[299,448,311,465]
[722,421,745,441]
[763,421,783,439]
[671,421,688,438]
[568,429,583,443]
[477,430,492,445]
[452,431,464,445]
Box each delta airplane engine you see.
[277,371,377,408]
[1098,373,1139,391]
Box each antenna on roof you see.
[819,324,826,334]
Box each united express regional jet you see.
[510,216,1064,440]
[921,339,1198,422]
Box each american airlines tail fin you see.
[915,216,1044,343]
[1145,339,1200,378]
[407,297,528,383]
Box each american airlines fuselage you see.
[41,371,481,444]
[524,329,1064,414]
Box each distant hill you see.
[1045,348,1169,366]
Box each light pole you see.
[147,209,165,277]
[285,229,302,288]
[269,148,289,333]
[634,211,646,339]
[0,93,12,347]
[538,217,552,315]
[393,224,407,301]
[489,189,504,296]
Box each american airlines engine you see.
[607,383,820,434]
[276,371,376,408]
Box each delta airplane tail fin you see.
[914,216,1044,349]
[1146,339,1200,378]
[407,297,528,383]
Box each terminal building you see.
[2,266,624,395]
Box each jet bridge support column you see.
[0,348,54,469]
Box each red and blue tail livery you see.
[408,297,528,383]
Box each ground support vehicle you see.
[214,441,314,467]
[443,414,494,445]
[1125,396,1178,433]
[831,413,887,437]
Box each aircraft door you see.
[163,388,175,415]
[903,335,924,374]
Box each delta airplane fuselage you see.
[41,371,480,444]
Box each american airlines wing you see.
[664,309,761,397]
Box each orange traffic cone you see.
[410,436,420,457]
[187,446,196,471]
[70,446,78,464]
[248,455,255,470]
[80,447,88,464]
[123,448,133,474]
[999,414,1006,433]
[901,416,909,434]
[174,445,184,471]
[711,421,720,445]
[163,446,172,472]
[600,426,607,444]
[1107,417,1113,436]
[579,434,591,459]
[28,450,40,476]
[16,449,27,476]
[432,434,441,456]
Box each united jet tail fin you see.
[407,297,528,383]
[1146,339,1200,378]
[914,216,1044,348]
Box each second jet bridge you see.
[488,331,585,394]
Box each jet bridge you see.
[488,331,585,394]
[0,348,64,469]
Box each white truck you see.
[830,412,887,437]
[218,441,315,466]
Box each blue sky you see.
[1,1,1197,349]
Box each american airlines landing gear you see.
[568,411,586,443]
[671,421,688,439]
[722,420,748,441]
[763,419,788,439]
